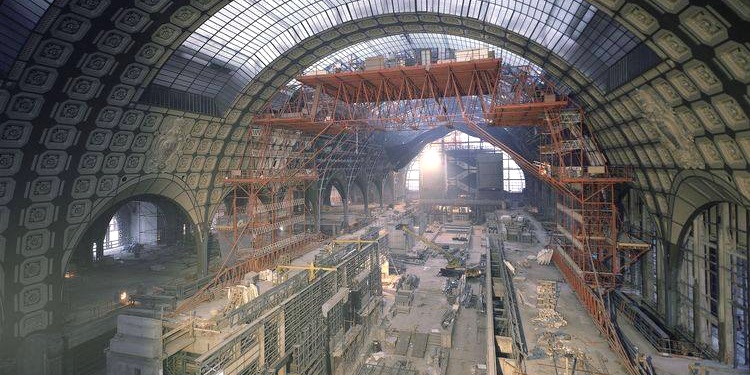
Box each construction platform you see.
[493,209,746,375]
[365,224,487,375]
[103,207,414,375]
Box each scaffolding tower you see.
[258,57,652,375]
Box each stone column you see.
[362,182,370,217]
[664,241,680,327]
[310,186,320,233]
[378,180,384,209]
[195,224,209,276]
[95,234,104,261]
[692,215,707,343]
[342,194,349,229]
[718,203,735,363]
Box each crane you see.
[395,224,462,269]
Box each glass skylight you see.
[152,0,642,109]
[305,33,538,74]
[0,0,53,75]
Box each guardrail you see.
[63,300,132,326]
[612,291,715,360]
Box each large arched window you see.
[405,158,420,192]
[403,130,525,194]
[676,202,748,366]
[502,153,525,193]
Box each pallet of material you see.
[535,280,558,310]
[495,335,514,355]
[455,48,495,62]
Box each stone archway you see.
[661,171,750,346]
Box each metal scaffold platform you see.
[256,57,653,375]
[175,109,363,314]
[154,232,387,375]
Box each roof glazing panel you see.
[0,0,53,75]
[305,33,538,73]
[152,0,643,108]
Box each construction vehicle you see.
[396,224,462,269]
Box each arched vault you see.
[0,1,748,369]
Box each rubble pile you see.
[532,308,568,329]
[532,281,568,329]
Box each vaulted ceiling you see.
[0,0,748,356]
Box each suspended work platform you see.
[255,58,507,132]
[296,57,503,100]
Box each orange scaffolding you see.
[257,58,506,133]
[217,169,318,271]
[175,122,349,314]
[261,59,648,284]
[257,58,651,374]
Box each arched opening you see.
[61,196,201,373]
[674,202,749,366]
[368,179,382,211]
[618,189,663,308]
[402,130,525,221]
[318,179,348,236]
[64,197,199,325]
[329,184,343,207]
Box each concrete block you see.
[109,335,162,358]
[107,350,162,375]
[117,315,162,339]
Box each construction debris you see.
[532,281,567,329]
[441,307,457,329]
[536,281,558,309]
[535,248,553,265]
[532,308,568,329]
[533,331,572,357]
[530,331,612,374]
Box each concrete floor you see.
[502,210,626,375]
[617,305,747,375]
[374,224,487,375]
[63,243,199,325]
[508,209,749,375]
